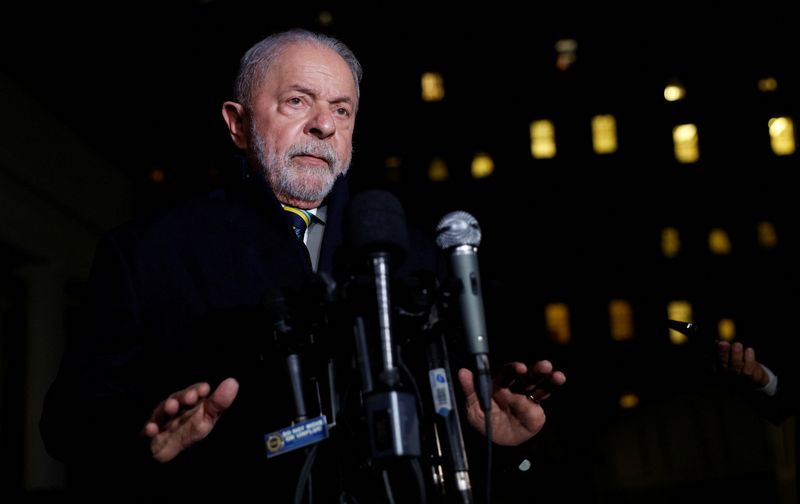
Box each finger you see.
[718,341,731,370]
[204,378,240,419]
[730,342,744,374]
[458,368,476,398]
[742,347,768,387]
[149,397,181,427]
[175,382,211,406]
[742,347,757,377]
[142,421,160,438]
[529,370,567,402]
[528,360,554,377]
[495,362,528,389]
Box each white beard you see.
[250,124,351,203]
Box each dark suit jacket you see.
[41,168,354,501]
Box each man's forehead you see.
[267,45,356,99]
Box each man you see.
[41,29,565,501]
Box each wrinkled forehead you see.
[267,42,357,99]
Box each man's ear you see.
[222,101,248,149]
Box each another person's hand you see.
[717,341,769,388]
[142,377,239,463]
[458,360,566,446]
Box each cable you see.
[381,469,397,504]
[484,415,492,504]
[294,444,319,504]
[410,457,428,504]
[397,352,426,433]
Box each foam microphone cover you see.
[345,189,409,265]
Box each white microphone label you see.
[429,368,453,416]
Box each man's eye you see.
[288,97,302,105]
[336,108,350,117]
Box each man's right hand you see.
[142,377,239,463]
[717,341,769,388]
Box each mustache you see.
[286,142,337,167]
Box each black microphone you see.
[435,211,492,414]
[264,288,310,423]
[345,189,408,388]
[345,189,421,459]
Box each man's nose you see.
[305,107,335,139]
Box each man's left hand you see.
[458,360,566,446]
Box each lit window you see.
[769,117,796,156]
[609,300,634,341]
[545,303,571,344]
[757,221,778,249]
[664,80,686,102]
[471,153,494,179]
[708,228,731,255]
[661,227,680,258]
[757,77,778,92]
[619,393,639,409]
[421,72,445,102]
[428,157,449,182]
[592,115,618,154]
[673,124,699,163]
[530,120,556,159]
[718,319,735,341]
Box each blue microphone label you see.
[429,368,453,416]
[264,415,329,458]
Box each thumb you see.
[205,378,239,418]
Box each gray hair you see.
[234,29,362,112]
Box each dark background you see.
[1,1,798,502]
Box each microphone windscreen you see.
[435,211,481,249]
[345,189,408,264]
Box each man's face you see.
[246,43,357,208]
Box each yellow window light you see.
[661,227,680,258]
[718,319,735,341]
[530,120,556,159]
[769,117,796,156]
[609,300,634,341]
[673,124,699,163]
[592,114,618,154]
[545,303,571,344]
[428,156,449,182]
[757,221,778,249]
[421,72,445,102]
[708,228,731,255]
[471,152,494,179]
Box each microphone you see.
[345,189,408,388]
[345,189,421,459]
[262,276,337,461]
[435,211,492,414]
[264,288,310,423]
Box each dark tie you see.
[283,206,313,269]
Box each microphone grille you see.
[435,211,481,249]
